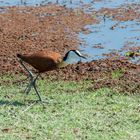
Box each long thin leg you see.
[24,78,33,95]
[18,59,33,78]
[18,59,34,94]
[32,74,42,101]
[18,59,42,101]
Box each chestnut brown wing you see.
[18,50,62,72]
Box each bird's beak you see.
[73,50,87,59]
[80,55,87,59]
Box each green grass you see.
[111,69,123,79]
[0,77,140,140]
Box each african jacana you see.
[17,49,86,101]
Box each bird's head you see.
[63,50,86,61]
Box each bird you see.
[17,49,86,101]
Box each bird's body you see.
[17,49,86,101]
[17,50,67,72]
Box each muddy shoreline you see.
[0,4,96,74]
[0,4,140,94]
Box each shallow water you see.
[79,19,140,60]
[0,0,140,8]
[0,0,140,63]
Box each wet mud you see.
[99,4,140,22]
[0,4,95,74]
[48,58,140,94]
[0,4,140,94]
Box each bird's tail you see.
[17,53,26,62]
[16,53,29,62]
[17,53,23,59]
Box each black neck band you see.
[63,51,70,61]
